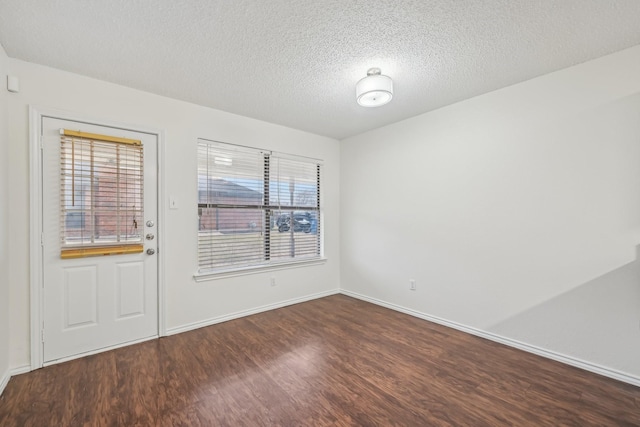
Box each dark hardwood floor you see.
[1,294,639,426]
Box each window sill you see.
[193,258,328,282]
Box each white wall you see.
[0,44,11,390]
[6,60,340,369]
[341,45,640,379]
[5,41,640,384]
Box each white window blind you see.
[60,130,144,258]
[197,140,321,273]
[268,156,320,261]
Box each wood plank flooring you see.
[1,294,639,426]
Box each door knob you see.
[146,248,155,255]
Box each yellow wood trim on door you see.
[60,244,144,259]
[62,129,142,146]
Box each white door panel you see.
[63,266,98,328]
[115,261,145,319]
[42,117,158,363]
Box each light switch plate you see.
[7,75,19,93]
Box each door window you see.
[60,130,144,258]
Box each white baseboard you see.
[0,369,9,397]
[10,365,31,376]
[8,288,637,392]
[166,289,341,336]
[0,364,29,397]
[340,290,640,388]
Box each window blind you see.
[60,130,144,258]
[268,156,321,262]
[197,140,321,273]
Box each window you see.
[197,139,322,273]
[60,130,144,258]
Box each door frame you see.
[29,106,167,370]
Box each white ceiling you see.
[1,1,640,140]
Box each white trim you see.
[10,365,31,376]
[43,335,158,367]
[157,129,167,336]
[0,369,9,397]
[340,290,640,388]
[0,365,27,397]
[194,258,327,282]
[29,106,43,370]
[166,288,339,335]
[29,106,166,369]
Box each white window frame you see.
[194,139,325,281]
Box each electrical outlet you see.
[410,279,416,291]
[270,277,276,287]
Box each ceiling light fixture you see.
[356,68,393,107]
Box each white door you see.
[41,117,158,363]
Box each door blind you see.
[60,129,144,258]
[197,140,321,273]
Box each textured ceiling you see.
[1,1,640,139]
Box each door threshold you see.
[43,334,159,367]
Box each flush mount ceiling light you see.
[356,68,393,107]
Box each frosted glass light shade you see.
[356,70,393,107]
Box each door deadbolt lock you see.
[146,233,155,240]
[146,248,155,255]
